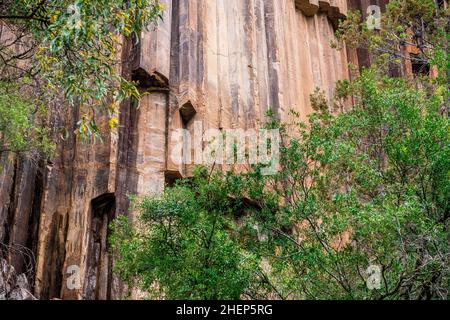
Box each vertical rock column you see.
[129,0,173,196]
[128,93,168,196]
[132,0,173,88]
[166,0,203,177]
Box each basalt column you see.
[0,0,359,300]
[84,193,115,300]
[129,0,174,197]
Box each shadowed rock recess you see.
[0,0,389,300]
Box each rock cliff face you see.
[0,0,386,300]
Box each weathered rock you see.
[0,0,377,300]
[0,259,37,300]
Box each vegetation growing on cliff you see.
[0,81,53,157]
[337,0,449,87]
[110,171,258,300]
[0,0,163,155]
[111,69,449,299]
[110,1,449,300]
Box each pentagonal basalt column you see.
[295,0,347,25]
[122,91,168,200]
[131,67,169,89]
[295,0,319,16]
[179,100,197,127]
[173,0,203,102]
[132,0,172,88]
[319,0,346,29]
[165,99,198,178]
